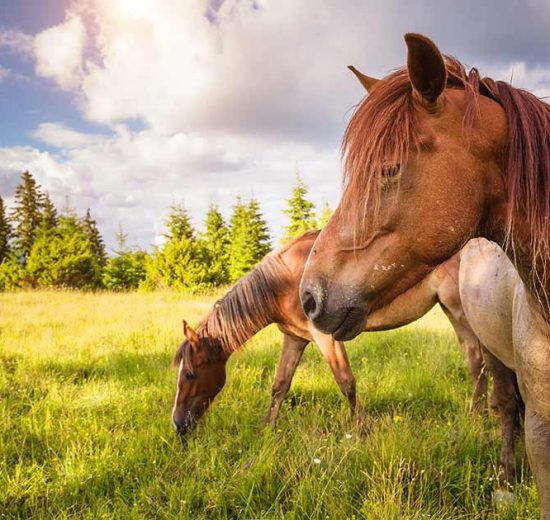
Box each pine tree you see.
[144,206,211,290]
[102,227,148,290]
[10,171,45,259]
[26,214,103,288]
[246,198,271,261]
[281,173,317,242]
[319,201,332,228]
[0,196,11,263]
[203,204,230,285]
[82,208,106,267]
[40,193,58,232]
[228,196,271,282]
[165,204,194,241]
[228,196,250,282]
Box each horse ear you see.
[404,33,447,106]
[182,320,200,346]
[348,65,379,93]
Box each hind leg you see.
[263,334,308,426]
[513,300,550,519]
[311,330,366,427]
[484,349,521,493]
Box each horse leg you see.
[263,334,308,427]
[483,349,520,499]
[439,306,488,416]
[524,408,550,519]
[513,306,550,520]
[311,330,366,427]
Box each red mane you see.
[341,56,550,309]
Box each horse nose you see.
[300,280,325,322]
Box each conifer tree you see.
[281,173,317,242]
[40,193,58,232]
[102,227,148,290]
[0,196,11,263]
[228,196,271,282]
[165,204,194,241]
[228,196,249,282]
[319,201,332,228]
[26,213,103,288]
[10,171,45,259]
[82,208,106,267]
[144,205,211,290]
[246,198,271,261]
[203,204,230,285]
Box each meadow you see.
[0,291,539,519]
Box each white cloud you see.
[32,122,107,149]
[1,123,341,249]
[34,14,87,89]
[3,0,550,249]
[0,28,34,57]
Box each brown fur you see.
[341,54,550,314]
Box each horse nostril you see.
[302,290,317,317]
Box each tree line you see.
[0,172,331,291]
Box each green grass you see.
[0,291,538,519]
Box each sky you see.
[1,0,550,250]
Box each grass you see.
[0,290,539,519]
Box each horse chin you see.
[332,306,367,341]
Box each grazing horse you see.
[300,33,550,516]
[172,230,488,434]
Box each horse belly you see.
[459,239,516,370]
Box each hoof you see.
[492,489,515,509]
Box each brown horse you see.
[172,230,488,435]
[300,33,550,516]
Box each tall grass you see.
[0,291,537,519]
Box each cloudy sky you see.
[1,0,550,250]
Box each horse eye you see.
[381,164,401,178]
[185,372,196,381]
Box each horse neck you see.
[199,260,288,356]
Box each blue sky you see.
[1,0,550,250]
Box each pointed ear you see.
[182,319,200,345]
[404,33,447,106]
[348,65,379,93]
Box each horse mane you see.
[173,232,318,370]
[341,55,550,309]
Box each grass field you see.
[0,291,538,519]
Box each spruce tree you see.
[0,196,11,263]
[319,201,332,228]
[102,227,148,290]
[281,173,317,242]
[26,213,103,288]
[203,204,230,285]
[82,208,106,267]
[40,193,58,231]
[144,206,211,290]
[228,196,249,282]
[246,198,271,262]
[10,171,45,259]
[165,204,194,241]
[228,196,271,282]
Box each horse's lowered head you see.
[172,320,227,435]
[300,33,514,341]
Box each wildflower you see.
[313,457,321,465]
[345,433,352,440]
[393,415,403,424]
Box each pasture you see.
[0,291,538,519]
